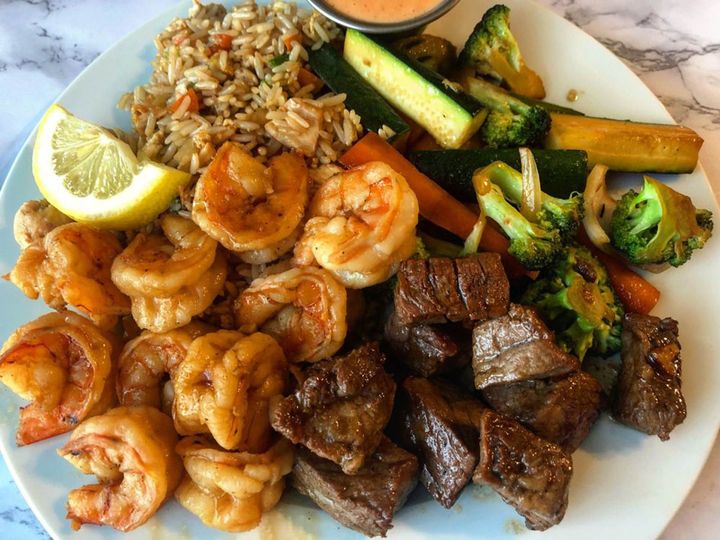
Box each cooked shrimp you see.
[58,406,182,532]
[175,436,293,532]
[116,322,213,412]
[6,223,131,328]
[192,142,309,261]
[0,312,116,445]
[173,331,287,452]
[234,266,347,363]
[129,252,228,333]
[13,199,72,249]
[294,161,419,288]
[236,226,301,265]
[111,214,218,298]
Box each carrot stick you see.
[298,67,323,92]
[578,228,660,314]
[340,132,529,277]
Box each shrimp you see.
[57,406,183,532]
[192,142,309,262]
[128,252,228,333]
[175,435,293,533]
[294,161,419,288]
[5,223,131,329]
[13,199,72,249]
[111,214,218,298]
[0,312,116,445]
[234,266,347,363]
[116,322,213,412]
[172,331,287,452]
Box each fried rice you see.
[118,0,363,175]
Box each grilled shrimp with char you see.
[111,213,218,297]
[175,435,294,533]
[0,312,116,445]
[192,142,309,264]
[172,330,288,452]
[294,161,419,288]
[234,266,347,363]
[6,223,130,329]
[116,322,213,412]
[58,406,183,532]
[111,214,227,333]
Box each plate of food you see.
[1,0,718,539]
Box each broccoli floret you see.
[482,160,582,239]
[462,75,550,147]
[458,4,545,99]
[478,183,562,269]
[522,246,623,359]
[610,176,713,267]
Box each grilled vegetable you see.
[461,74,550,147]
[307,44,409,141]
[458,4,546,98]
[610,176,713,267]
[393,34,457,75]
[522,245,624,359]
[408,148,588,199]
[344,29,487,149]
[545,113,703,173]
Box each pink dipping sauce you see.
[324,0,443,23]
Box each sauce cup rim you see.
[306,0,461,34]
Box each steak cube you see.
[472,304,579,389]
[612,314,685,440]
[292,437,419,538]
[395,377,485,508]
[271,342,395,474]
[482,371,603,452]
[385,311,471,377]
[393,254,509,327]
[474,410,573,531]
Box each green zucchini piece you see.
[307,44,409,140]
[344,29,487,149]
[408,148,588,199]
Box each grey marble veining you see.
[0,0,718,538]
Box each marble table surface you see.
[0,0,718,538]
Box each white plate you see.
[1,1,719,539]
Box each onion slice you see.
[460,168,493,255]
[583,164,616,253]
[519,148,542,221]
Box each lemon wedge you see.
[32,104,191,230]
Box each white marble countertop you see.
[0,0,718,538]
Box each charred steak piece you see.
[482,371,602,452]
[472,304,579,389]
[385,311,471,377]
[474,410,573,531]
[612,314,686,440]
[271,342,395,474]
[393,254,509,327]
[395,377,485,508]
[293,437,419,538]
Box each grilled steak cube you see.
[271,342,395,474]
[395,377,485,508]
[612,314,686,440]
[385,311,471,377]
[474,410,573,531]
[293,437,419,538]
[482,371,603,452]
[393,254,509,327]
[472,304,579,389]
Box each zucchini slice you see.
[307,44,409,141]
[344,29,487,149]
[408,148,588,199]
